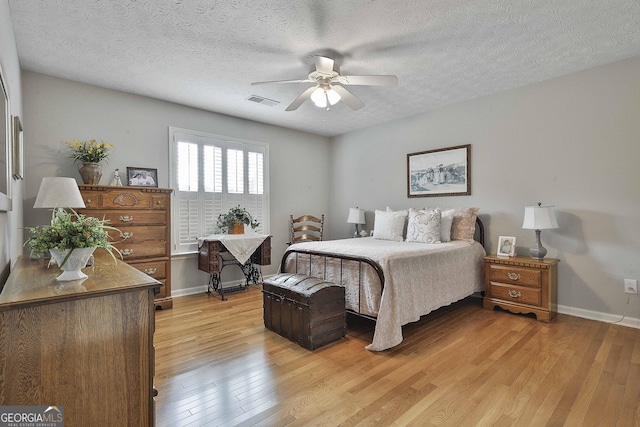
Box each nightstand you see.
[483,255,559,322]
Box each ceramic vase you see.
[79,162,103,185]
[49,247,96,281]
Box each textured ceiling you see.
[8,0,640,137]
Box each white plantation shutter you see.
[170,127,269,254]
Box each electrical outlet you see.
[624,279,638,294]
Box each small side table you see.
[483,255,559,322]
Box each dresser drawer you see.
[82,190,167,210]
[115,241,166,260]
[488,282,541,306]
[108,225,167,244]
[83,210,167,226]
[488,264,541,288]
[129,259,168,279]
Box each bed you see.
[281,209,486,351]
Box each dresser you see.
[483,255,559,322]
[79,185,173,309]
[0,252,159,426]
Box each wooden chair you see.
[289,214,324,244]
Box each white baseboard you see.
[558,304,640,329]
[171,274,277,298]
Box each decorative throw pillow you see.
[406,208,441,243]
[440,207,478,243]
[372,209,408,242]
[440,209,454,242]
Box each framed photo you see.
[407,144,470,197]
[127,167,158,187]
[497,236,516,257]
[12,115,23,180]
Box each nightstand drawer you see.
[488,264,541,288]
[488,282,541,306]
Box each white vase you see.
[49,247,97,281]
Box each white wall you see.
[330,56,640,323]
[0,0,24,283]
[22,71,331,294]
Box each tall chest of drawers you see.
[79,184,173,309]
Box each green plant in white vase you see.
[25,210,121,281]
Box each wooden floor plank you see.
[154,286,640,426]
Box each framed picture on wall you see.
[407,144,470,197]
[12,115,23,180]
[497,236,516,257]
[126,167,158,187]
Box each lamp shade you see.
[34,177,86,209]
[522,204,558,230]
[347,207,365,224]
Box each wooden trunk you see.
[262,273,345,350]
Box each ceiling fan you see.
[251,56,398,111]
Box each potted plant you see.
[65,138,114,184]
[25,210,122,281]
[216,205,260,234]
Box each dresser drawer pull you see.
[86,198,92,204]
[119,231,134,240]
[119,215,134,222]
[507,290,521,298]
[121,248,135,256]
[507,272,521,280]
[144,267,157,275]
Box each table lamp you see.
[347,207,366,238]
[522,202,558,260]
[34,177,86,214]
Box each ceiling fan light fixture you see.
[311,87,328,108]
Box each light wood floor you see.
[154,286,640,426]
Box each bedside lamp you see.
[522,203,558,260]
[347,207,366,238]
[34,177,86,214]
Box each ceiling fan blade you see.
[285,86,317,111]
[336,75,398,86]
[332,86,365,110]
[315,56,335,75]
[251,79,314,85]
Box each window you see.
[169,127,269,254]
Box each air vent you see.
[246,95,280,107]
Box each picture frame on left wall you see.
[12,115,23,180]
[127,167,158,187]
[0,63,12,211]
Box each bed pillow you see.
[406,208,441,243]
[440,209,454,242]
[440,207,478,243]
[372,209,408,242]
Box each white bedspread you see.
[284,238,485,351]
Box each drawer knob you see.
[507,272,521,280]
[507,290,521,298]
[119,215,134,222]
[121,248,134,256]
[120,231,134,240]
[144,267,157,275]
[86,198,92,204]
